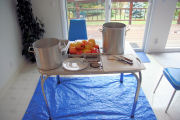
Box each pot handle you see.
[99,28,103,32]
[125,25,130,36]
[28,46,34,53]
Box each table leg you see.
[56,75,60,84]
[120,73,124,83]
[41,74,52,120]
[130,72,142,118]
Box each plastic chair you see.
[68,19,87,41]
[153,67,180,113]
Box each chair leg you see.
[153,74,163,94]
[165,89,176,113]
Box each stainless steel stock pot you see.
[102,22,126,55]
[29,38,62,70]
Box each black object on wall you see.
[16,0,45,62]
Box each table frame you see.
[40,70,142,119]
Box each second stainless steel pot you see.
[102,22,126,55]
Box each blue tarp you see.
[23,74,156,120]
[136,52,150,63]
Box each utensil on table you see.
[108,55,133,65]
[114,56,133,65]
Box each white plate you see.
[62,58,89,71]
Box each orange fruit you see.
[82,40,88,45]
[75,42,85,50]
[85,44,93,49]
[69,43,75,48]
[94,44,99,49]
[83,49,91,53]
[69,47,77,54]
[76,50,83,55]
[87,41,95,47]
[88,39,96,45]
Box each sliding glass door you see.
[66,0,151,51]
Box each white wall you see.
[0,0,24,89]
[145,0,177,52]
[31,0,64,39]
[0,0,65,90]
[59,0,68,39]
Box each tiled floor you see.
[0,54,180,120]
[0,63,40,120]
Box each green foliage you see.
[16,0,45,62]
[68,1,179,25]
[67,2,74,8]
[143,2,149,8]
[176,2,180,8]
[79,2,104,8]
[174,10,179,20]
[67,1,104,18]
[174,2,180,21]
[112,2,124,8]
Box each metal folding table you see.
[38,42,145,119]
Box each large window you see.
[166,2,180,49]
[66,0,149,50]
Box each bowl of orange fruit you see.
[68,39,100,58]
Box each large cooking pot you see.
[102,22,126,55]
[29,38,62,70]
